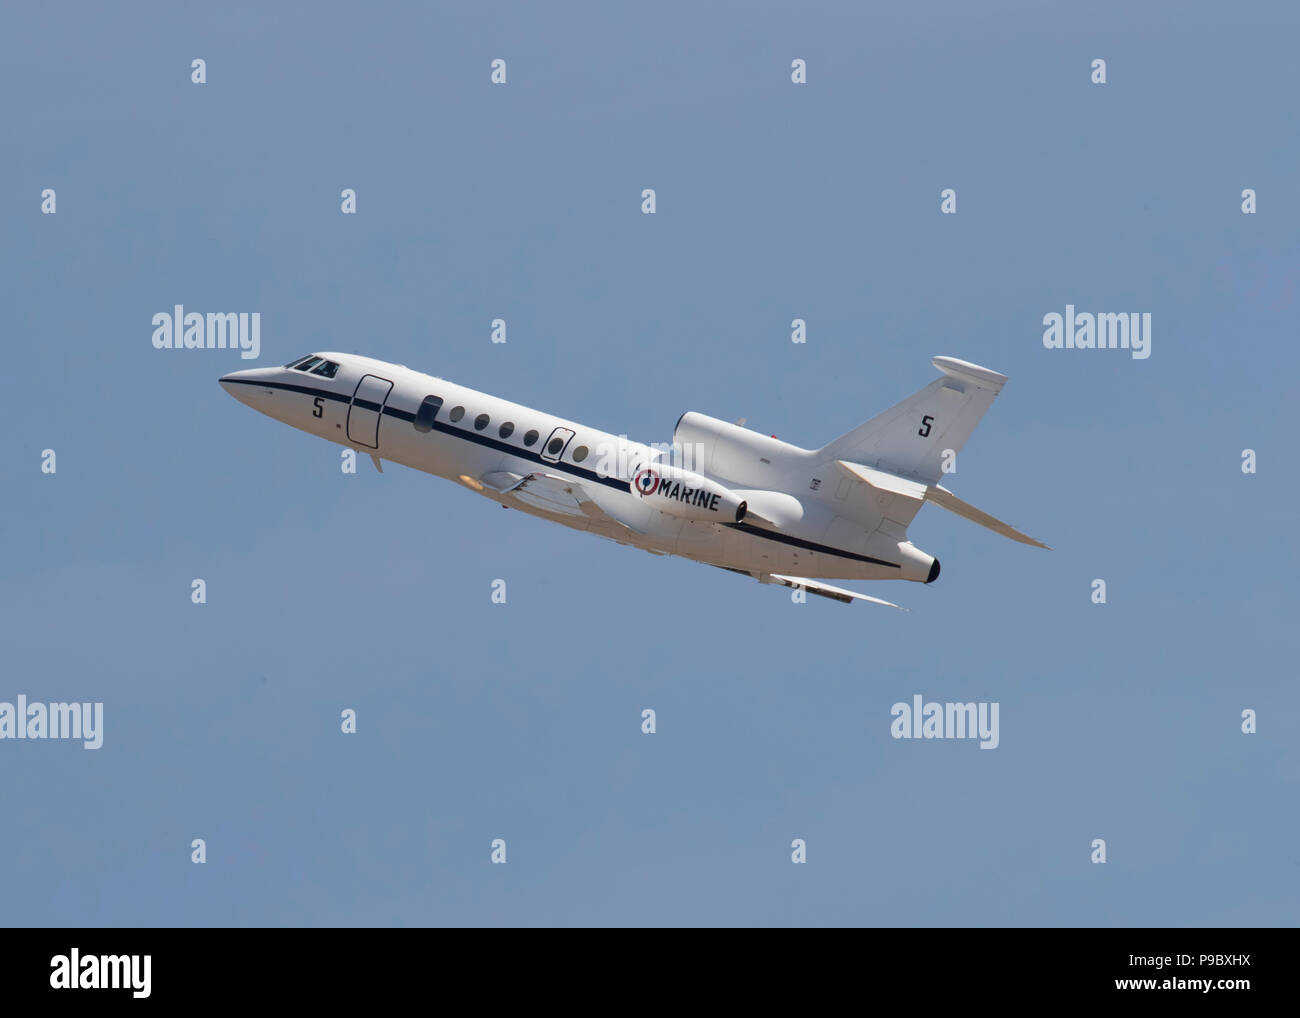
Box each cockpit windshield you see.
[284,354,340,378]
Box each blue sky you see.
[2,0,1297,926]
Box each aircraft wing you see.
[757,571,908,609]
[482,471,647,535]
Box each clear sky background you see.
[3,1,1297,927]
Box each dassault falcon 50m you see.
[220,354,1047,608]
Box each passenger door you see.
[347,374,394,449]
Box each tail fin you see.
[818,356,1007,484]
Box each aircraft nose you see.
[220,369,247,392]
[219,368,271,408]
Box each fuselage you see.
[219,352,938,583]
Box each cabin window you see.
[523,429,539,447]
[546,437,565,456]
[499,422,515,439]
[572,445,589,463]
[413,395,443,433]
[474,413,490,431]
[449,406,465,422]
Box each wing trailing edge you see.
[760,572,908,610]
[481,471,648,535]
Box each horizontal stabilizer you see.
[926,485,1051,549]
[835,460,927,500]
[762,573,908,610]
[835,461,1049,549]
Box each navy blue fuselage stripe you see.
[721,522,899,567]
[223,377,902,569]
[232,378,352,402]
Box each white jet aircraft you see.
[220,353,1046,607]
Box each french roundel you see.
[632,467,661,497]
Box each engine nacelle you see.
[672,412,813,485]
[630,462,748,524]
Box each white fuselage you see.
[220,352,937,583]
